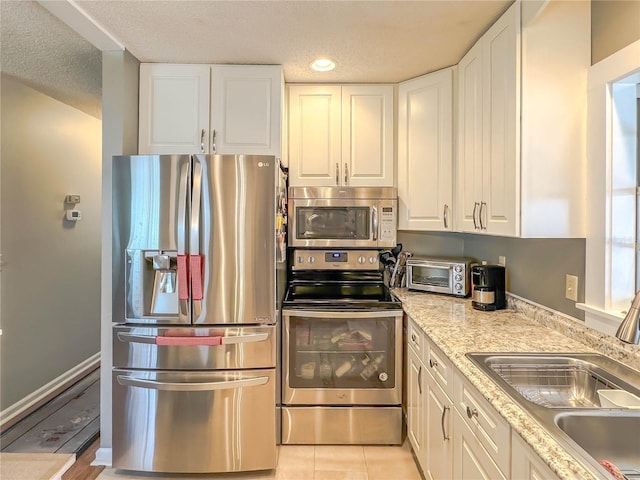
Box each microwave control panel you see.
[379,206,396,243]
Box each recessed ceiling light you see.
[311,58,336,72]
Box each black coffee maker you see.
[471,264,506,311]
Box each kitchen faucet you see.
[616,291,640,344]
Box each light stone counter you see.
[393,288,640,480]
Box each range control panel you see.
[292,249,380,270]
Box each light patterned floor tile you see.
[314,446,366,472]
[313,470,369,480]
[363,441,421,480]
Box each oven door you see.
[282,309,403,405]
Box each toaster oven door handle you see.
[372,206,378,241]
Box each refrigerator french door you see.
[282,309,403,445]
[111,154,285,473]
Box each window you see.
[582,39,640,335]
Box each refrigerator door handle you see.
[116,332,269,345]
[177,161,190,319]
[190,158,204,309]
[116,375,269,391]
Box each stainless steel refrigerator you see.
[111,154,286,473]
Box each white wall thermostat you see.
[65,210,82,221]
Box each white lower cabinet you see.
[512,433,561,480]
[452,407,507,480]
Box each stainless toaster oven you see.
[406,257,475,297]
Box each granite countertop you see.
[393,288,640,480]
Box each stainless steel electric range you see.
[281,249,403,445]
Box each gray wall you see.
[592,0,640,64]
[99,49,140,450]
[398,231,586,320]
[0,75,102,408]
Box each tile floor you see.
[96,442,422,480]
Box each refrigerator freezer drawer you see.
[113,368,277,473]
[113,325,276,369]
[282,406,402,445]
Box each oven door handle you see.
[116,375,269,391]
[283,309,401,318]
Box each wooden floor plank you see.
[2,378,100,453]
[1,368,100,446]
[61,436,104,480]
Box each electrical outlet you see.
[498,256,506,266]
[565,274,578,301]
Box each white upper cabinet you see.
[139,64,211,154]
[211,65,283,156]
[139,64,283,156]
[456,0,589,237]
[398,68,454,231]
[288,84,394,187]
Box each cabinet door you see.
[288,85,342,186]
[342,85,394,187]
[398,69,453,231]
[406,347,425,466]
[139,64,210,154]
[425,376,453,480]
[453,408,507,480]
[211,65,283,156]
[481,1,519,236]
[512,433,561,480]
[457,42,484,233]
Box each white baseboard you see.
[92,447,112,467]
[0,352,100,431]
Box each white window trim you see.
[584,39,640,334]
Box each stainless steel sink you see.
[470,353,637,409]
[554,412,640,478]
[466,352,640,479]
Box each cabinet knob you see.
[466,405,478,419]
[429,358,438,369]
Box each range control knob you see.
[454,265,462,273]
[297,256,304,264]
[307,256,315,264]
[455,283,462,291]
[358,256,366,264]
[369,256,377,264]
[455,274,462,281]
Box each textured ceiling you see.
[0,0,102,118]
[1,0,513,119]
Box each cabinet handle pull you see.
[344,163,349,185]
[472,202,479,230]
[441,405,450,440]
[335,162,340,185]
[479,201,486,231]
[429,358,438,369]
[418,365,422,395]
[200,129,205,153]
[466,405,478,419]
[443,204,449,229]
[211,129,217,154]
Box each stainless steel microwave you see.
[406,257,475,297]
[288,187,397,248]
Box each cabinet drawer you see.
[407,317,426,360]
[454,372,511,476]
[426,341,453,398]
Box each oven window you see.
[295,207,370,240]
[288,316,395,389]
[411,265,451,288]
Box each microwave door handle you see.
[116,375,269,391]
[372,206,378,241]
